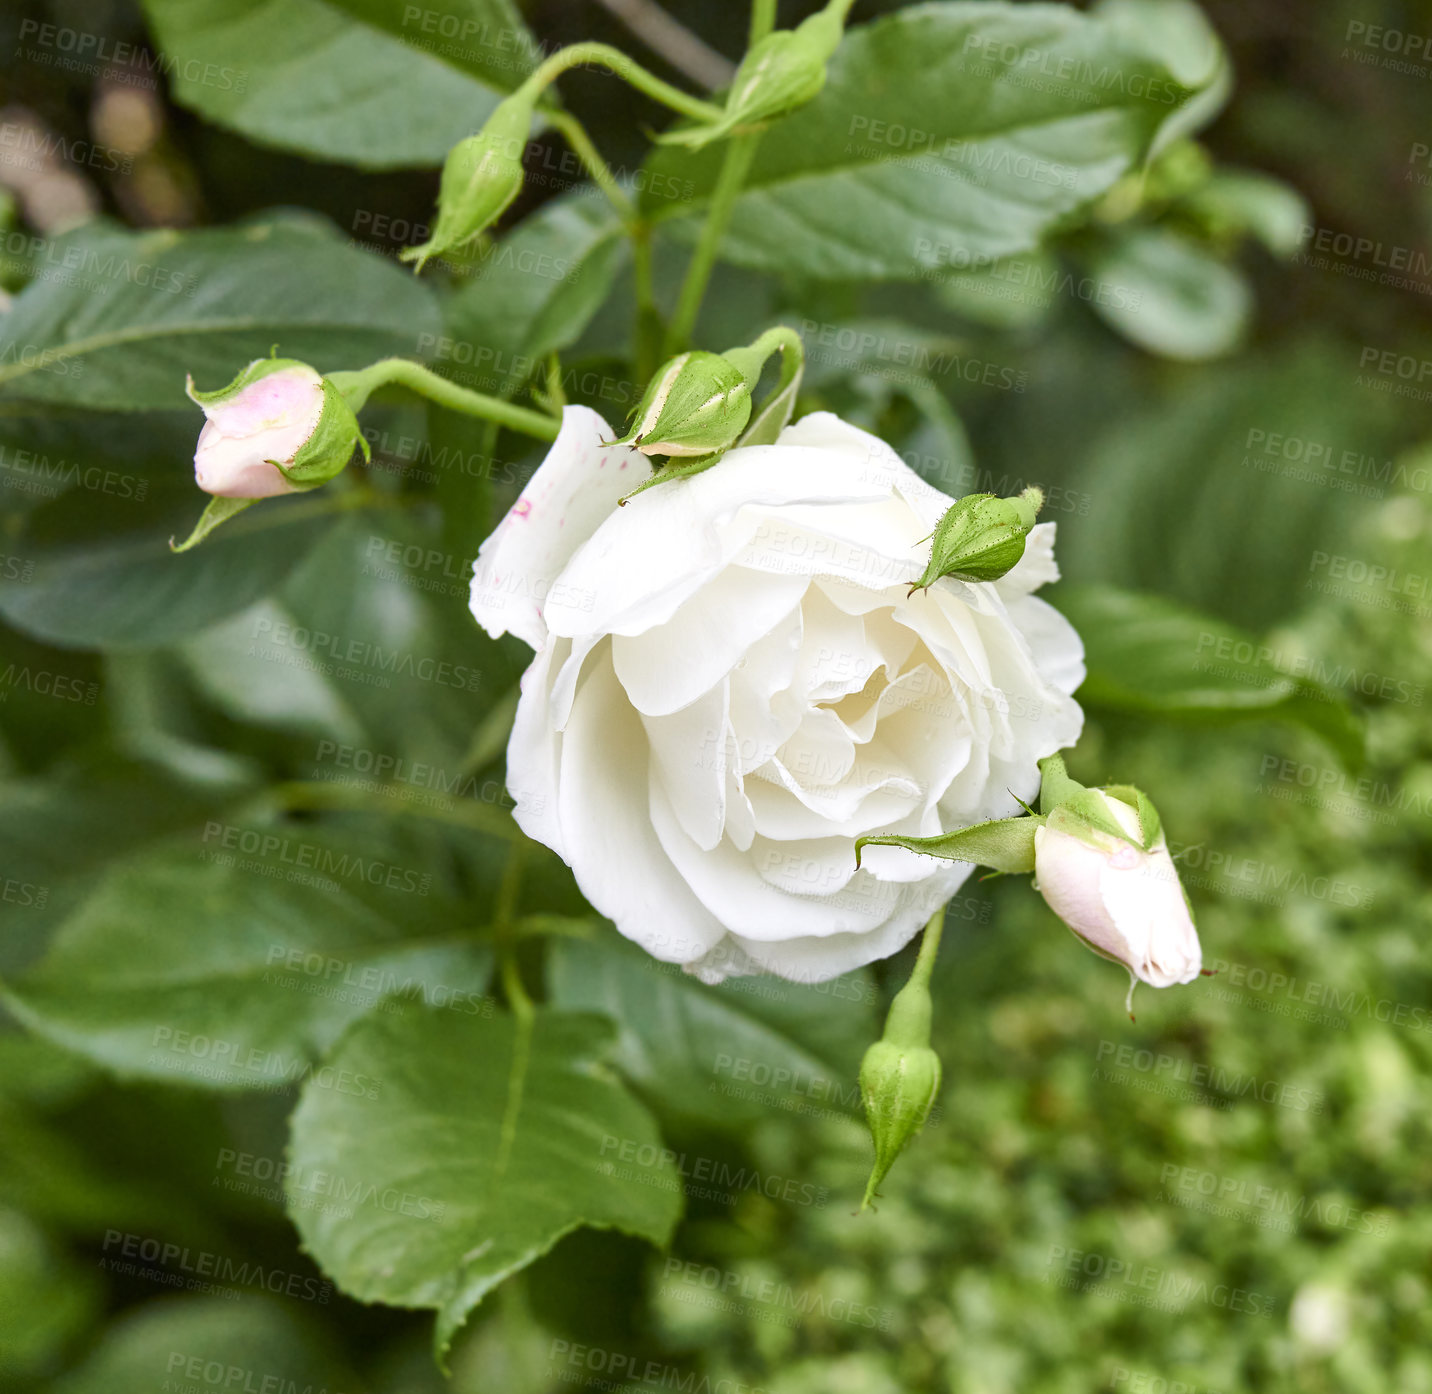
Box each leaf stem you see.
[544,110,637,225]
[664,130,762,353]
[327,359,559,442]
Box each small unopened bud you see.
[614,350,752,458]
[402,95,532,272]
[860,962,942,1209]
[1034,755,1202,1009]
[659,5,843,149]
[909,486,1043,592]
[187,358,363,499]
[176,357,367,551]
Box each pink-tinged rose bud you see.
[188,360,325,498]
[1033,790,1202,990]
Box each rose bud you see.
[614,350,753,458]
[401,94,532,272]
[186,358,363,499]
[658,3,844,149]
[1033,756,1202,1003]
[859,910,944,1209]
[909,486,1043,593]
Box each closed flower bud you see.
[615,350,752,458]
[659,5,843,149]
[1034,759,1202,1000]
[401,95,532,272]
[188,359,324,499]
[910,486,1043,592]
[859,966,942,1209]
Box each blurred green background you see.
[1,0,1430,1391]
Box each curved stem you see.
[908,905,946,994]
[328,360,559,442]
[545,110,636,224]
[664,130,762,353]
[521,42,724,123]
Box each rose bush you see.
[471,406,1085,982]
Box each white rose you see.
[190,362,324,499]
[471,406,1085,984]
[1033,790,1202,988]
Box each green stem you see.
[632,221,662,383]
[749,0,777,45]
[328,359,559,442]
[908,905,946,994]
[545,110,636,224]
[723,324,804,386]
[665,130,762,353]
[520,42,723,123]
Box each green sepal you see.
[1037,755,1155,849]
[1101,783,1163,850]
[276,378,366,487]
[169,496,255,553]
[185,354,313,408]
[736,338,804,448]
[855,814,1040,875]
[617,451,722,506]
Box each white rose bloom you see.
[471,406,1085,984]
[1033,790,1202,988]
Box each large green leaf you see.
[0,219,440,410]
[0,752,247,977]
[286,1004,682,1356]
[640,2,1216,280]
[141,0,537,167]
[0,477,347,650]
[442,195,631,399]
[3,835,492,1089]
[1057,583,1365,768]
[49,1297,360,1394]
[548,931,876,1130]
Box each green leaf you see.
[285,1004,681,1356]
[443,195,631,399]
[0,218,441,411]
[141,0,538,167]
[1055,583,1366,769]
[3,835,492,1089]
[1082,225,1251,360]
[48,1296,359,1394]
[0,752,247,978]
[640,2,1213,280]
[856,815,1040,874]
[548,931,876,1129]
[0,1206,99,1378]
[0,477,344,650]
